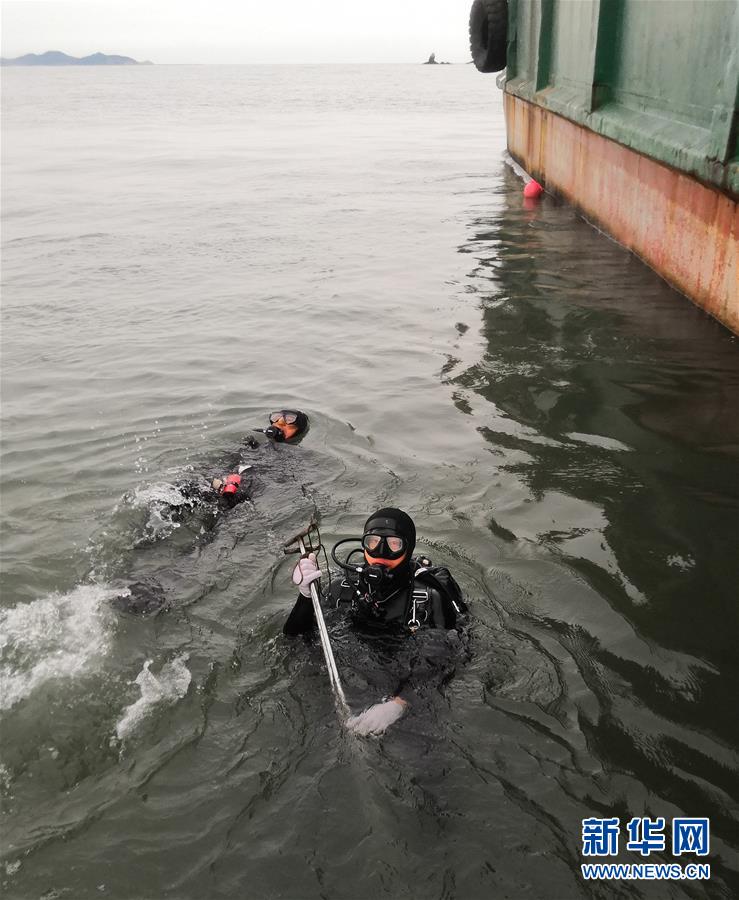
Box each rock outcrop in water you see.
[1,50,151,65]
[423,52,450,65]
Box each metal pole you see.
[297,535,349,718]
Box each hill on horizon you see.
[0,50,152,66]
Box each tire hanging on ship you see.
[469,0,508,73]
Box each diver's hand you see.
[347,697,408,736]
[292,552,321,598]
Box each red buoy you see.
[523,179,543,199]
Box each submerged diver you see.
[283,507,468,735]
[112,410,310,616]
[174,409,310,512]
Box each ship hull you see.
[505,93,738,334]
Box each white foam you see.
[115,654,191,740]
[132,482,189,509]
[667,554,696,571]
[0,584,118,711]
[131,482,188,542]
[0,762,12,795]
[131,480,214,542]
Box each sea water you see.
[2,64,738,899]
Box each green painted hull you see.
[504,0,738,197]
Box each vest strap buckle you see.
[407,589,430,632]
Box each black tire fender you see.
[469,0,508,73]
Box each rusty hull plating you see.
[505,94,738,335]
[494,0,738,335]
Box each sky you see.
[1,0,474,64]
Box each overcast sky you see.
[1,0,474,64]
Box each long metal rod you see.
[297,535,349,718]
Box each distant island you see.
[0,51,152,66]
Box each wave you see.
[130,480,195,542]
[0,584,119,711]
[115,655,191,740]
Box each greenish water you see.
[1,65,737,899]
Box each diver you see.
[283,507,468,735]
[173,409,310,512]
[111,410,310,617]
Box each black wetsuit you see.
[163,433,287,527]
[173,434,262,513]
[284,563,465,635]
[113,435,302,615]
[283,562,469,705]
[177,477,249,511]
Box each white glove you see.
[347,697,408,736]
[292,552,321,598]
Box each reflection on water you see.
[447,165,739,894]
[455,166,739,669]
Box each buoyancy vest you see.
[336,557,467,632]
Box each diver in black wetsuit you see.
[113,410,310,616]
[177,410,310,511]
[283,507,468,734]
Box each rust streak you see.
[504,94,739,335]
